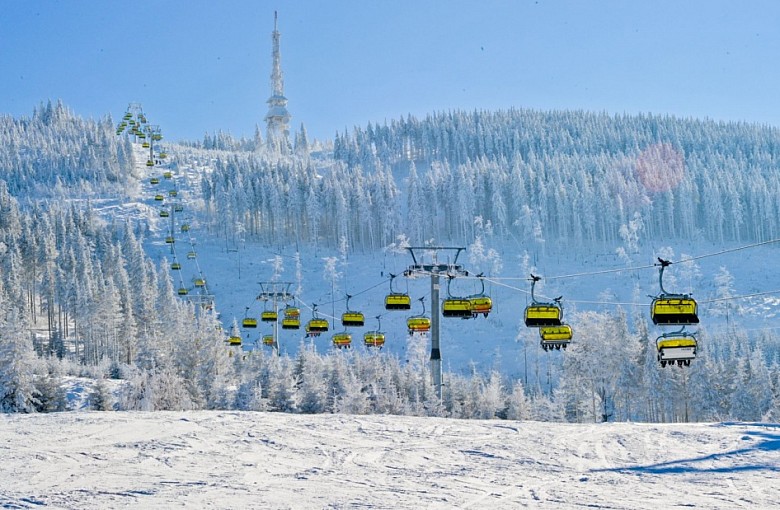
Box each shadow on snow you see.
[593,423,780,475]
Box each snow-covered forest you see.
[0,100,133,197]
[1,102,779,424]
[198,109,780,250]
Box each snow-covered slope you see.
[1,411,777,509]
[133,139,780,384]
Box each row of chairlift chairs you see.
[151,167,200,296]
[522,257,699,367]
[237,274,494,350]
[118,112,168,163]
[240,297,385,350]
[124,107,216,314]
[117,110,168,164]
[232,261,698,367]
[116,110,147,136]
[142,129,202,299]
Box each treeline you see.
[47,320,780,424]
[0,100,134,197]
[187,108,780,250]
[199,154,401,251]
[344,108,780,245]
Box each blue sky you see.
[1,1,779,143]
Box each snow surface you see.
[0,412,777,509]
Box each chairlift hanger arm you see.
[388,273,399,293]
[475,272,486,296]
[656,258,672,295]
[529,274,542,304]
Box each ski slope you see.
[125,141,780,384]
[0,412,777,509]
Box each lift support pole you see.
[430,272,441,398]
[405,247,467,402]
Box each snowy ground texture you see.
[1,412,777,509]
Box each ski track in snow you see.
[0,413,777,509]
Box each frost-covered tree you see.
[34,359,67,412]
[711,266,741,322]
[296,346,328,414]
[505,380,531,420]
[0,307,40,413]
[268,358,299,412]
[90,377,115,411]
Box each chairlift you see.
[261,310,278,322]
[524,275,562,327]
[282,305,301,330]
[384,274,412,310]
[364,316,385,348]
[656,327,697,368]
[539,324,573,351]
[442,277,473,318]
[242,307,258,328]
[341,295,365,327]
[305,304,329,337]
[468,273,492,318]
[651,258,699,325]
[407,297,431,334]
[332,331,352,349]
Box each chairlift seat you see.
[407,316,431,333]
[385,293,412,310]
[364,331,386,347]
[442,298,473,318]
[651,296,699,325]
[332,332,352,348]
[540,324,573,342]
[342,311,365,327]
[524,304,562,327]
